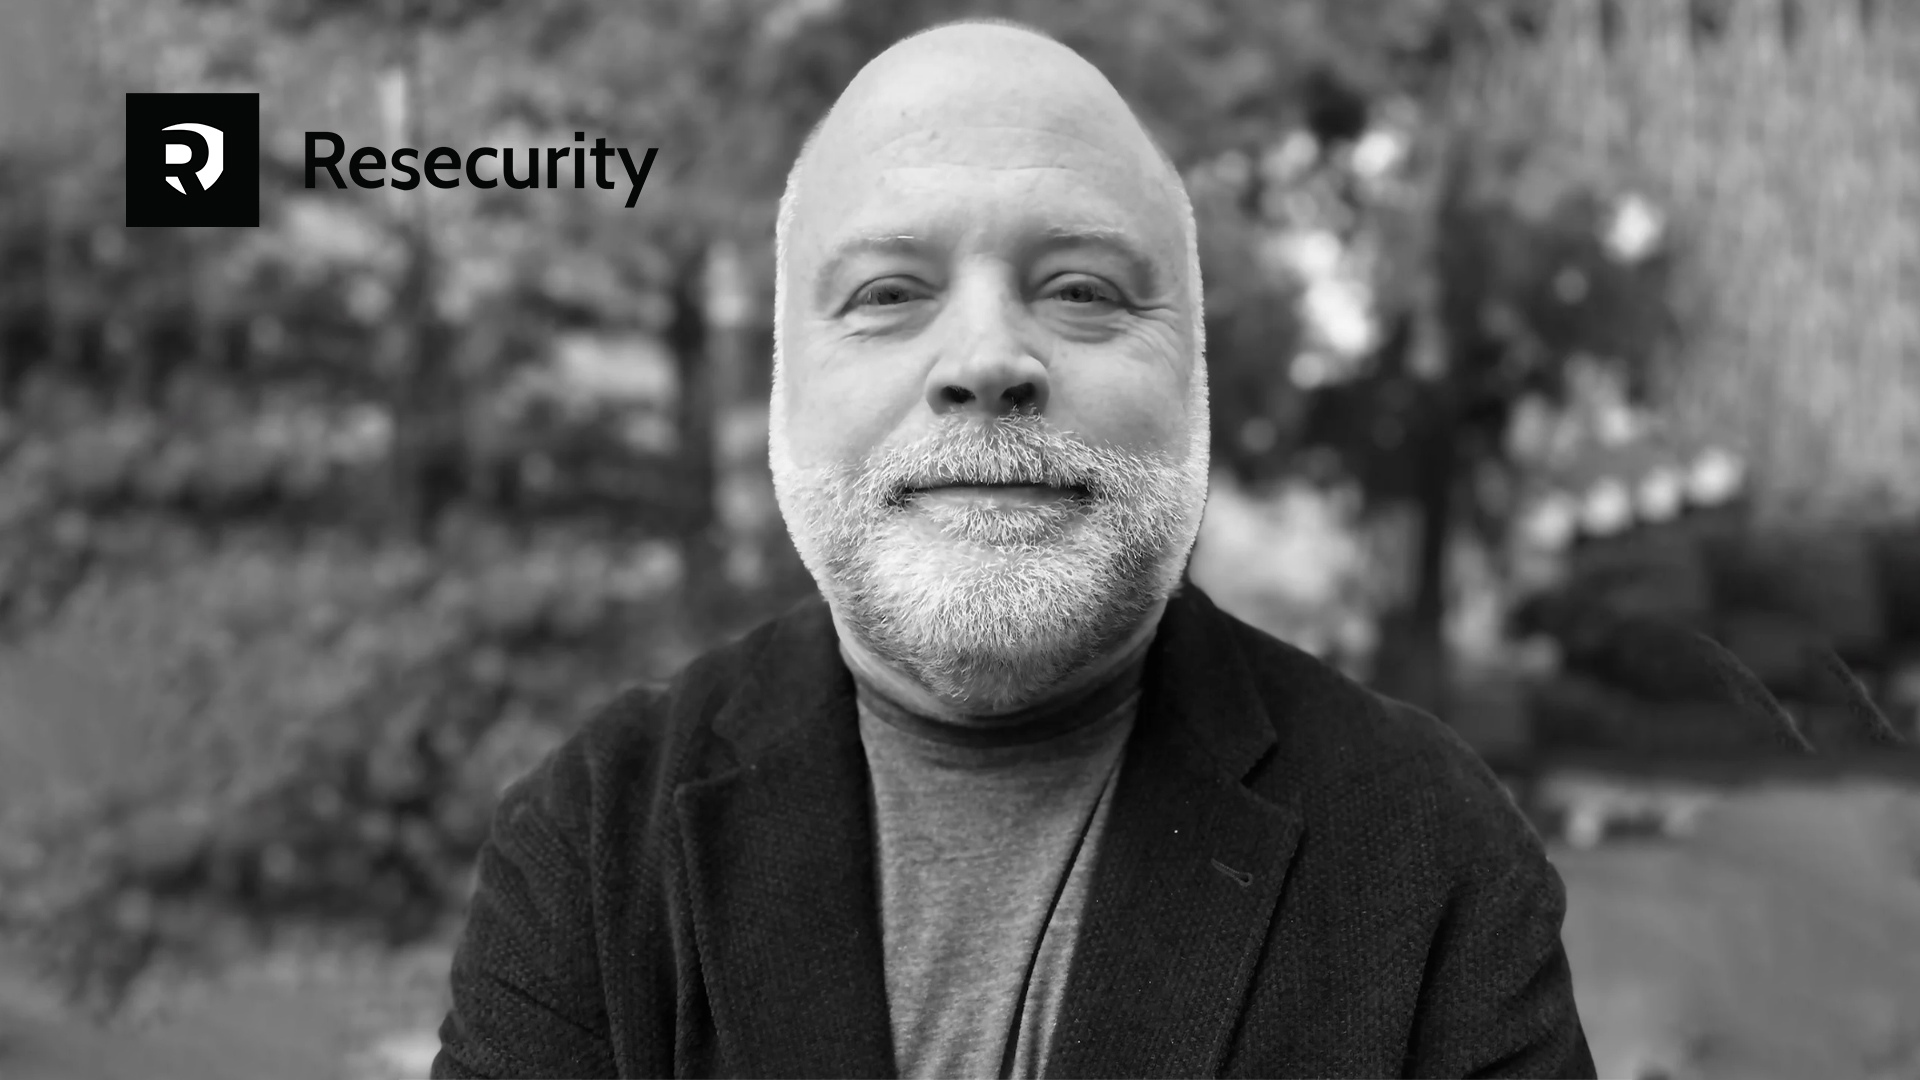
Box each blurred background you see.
[1,0,1919,1077]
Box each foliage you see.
[0,526,697,1015]
[1160,9,1688,711]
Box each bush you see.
[0,526,697,1016]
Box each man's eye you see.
[853,280,927,308]
[1046,278,1121,306]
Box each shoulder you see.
[497,614,789,840]
[1220,613,1545,879]
[1358,691,1542,871]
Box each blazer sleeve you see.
[1401,826,1597,1079]
[432,737,620,1079]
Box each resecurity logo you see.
[304,132,658,208]
[125,92,260,227]
[125,92,659,228]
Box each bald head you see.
[779,22,1191,272]
[765,20,1211,717]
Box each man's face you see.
[771,30,1209,713]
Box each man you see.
[433,19,1595,1079]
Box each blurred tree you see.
[1370,102,1679,712]
[1172,8,1684,711]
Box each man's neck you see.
[831,597,1168,729]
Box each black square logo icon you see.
[125,93,260,227]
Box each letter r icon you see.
[161,122,225,194]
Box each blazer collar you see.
[672,595,895,1078]
[674,581,1304,1078]
[1045,582,1303,1077]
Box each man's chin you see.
[869,607,1092,711]
[917,656,1075,715]
[849,534,1117,661]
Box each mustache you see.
[847,415,1134,506]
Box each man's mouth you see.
[891,481,1093,509]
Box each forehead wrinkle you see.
[814,184,1166,275]
[803,159,1144,251]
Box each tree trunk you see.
[668,252,720,638]
[1369,371,1460,719]
[376,49,455,546]
[380,209,440,543]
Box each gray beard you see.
[775,413,1205,713]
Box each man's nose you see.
[924,273,1049,418]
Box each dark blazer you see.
[432,583,1595,1079]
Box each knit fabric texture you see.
[431,582,1596,1078]
[855,660,1138,1078]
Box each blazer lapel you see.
[1046,584,1306,1079]
[672,599,898,1079]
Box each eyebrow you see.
[1027,225,1163,295]
[814,234,930,309]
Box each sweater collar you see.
[842,628,1153,750]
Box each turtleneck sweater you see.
[848,634,1151,1079]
